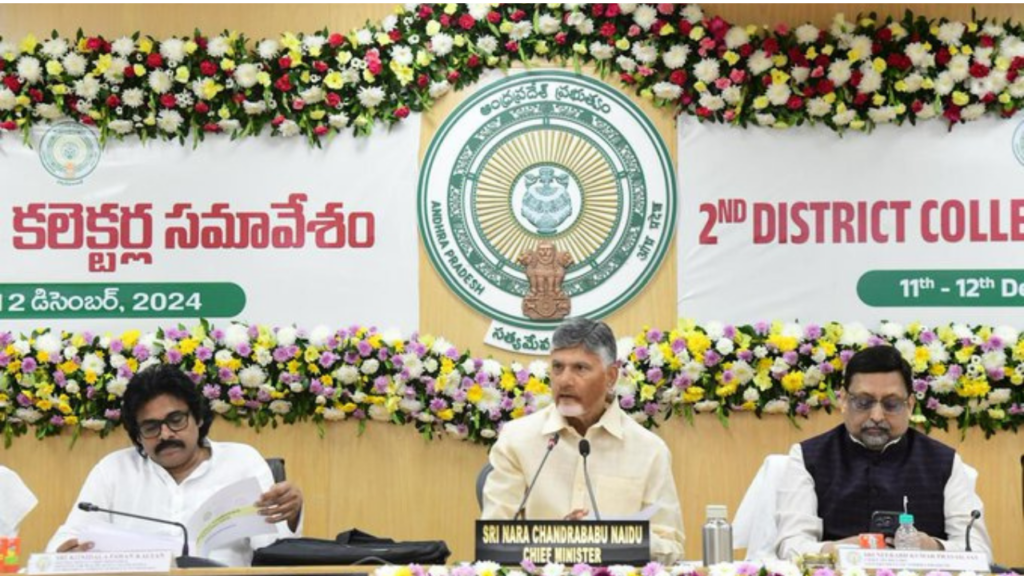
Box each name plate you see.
[476,520,649,566]
[27,550,174,574]
[837,548,990,572]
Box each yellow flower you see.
[686,332,711,356]
[781,371,805,393]
[139,38,154,54]
[772,54,788,67]
[374,33,391,47]
[872,57,887,73]
[184,40,198,55]
[951,91,970,107]
[368,334,383,349]
[438,408,454,421]
[660,23,675,36]
[37,399,53,411]
[342,402,357,412]
[872,93,885,106]
[929,363,946,376]
[426,20,442,36]
[46,60,64,75]
[511,407,525,419]
[175,66,190,83]
[20,34,38,54]
[847,49,861,62]
[640,385,656,401]
[440,357,454,375]
[956,376,989,398]
[525,377,549,396]
[281,32,301,52]
[753,96,769,110]
[179,338,199,355]
[500,372,516,392]
[192,360,206,375]
[723,51,739,66]
[467,384,484,404]
[767,334,798,353]
[770,69,790,85]
[220,58,235,72]
[615,38,630,51]
[682,386,705,403]
[689,26,705,41]
[58,402,73,415]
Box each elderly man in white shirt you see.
[48,365,303,566]
[482,318,685,564]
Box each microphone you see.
[77,502,223,568]
[514,434,560,520]
[578,439,601,521]
[965,509,981,552]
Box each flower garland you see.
[1,4,1024,144]
[372,560,1017,576]
[0,318,1021,445]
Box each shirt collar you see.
[540,401,625,440]
[848,431,904,453]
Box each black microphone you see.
[965,509,981,552]
[514,434,560,520]
[578,439,601,521]
[77,502,223,568]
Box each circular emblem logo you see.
[419,70,675,329]
[38,121,101,184]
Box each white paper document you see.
[78,523,181,553]
[189,476,276,557]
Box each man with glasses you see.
[775,345,992,559]
[47,364,303,566]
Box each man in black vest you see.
[775,345,992,560]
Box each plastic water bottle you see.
[893,513,920,550]
[702,504,733,565]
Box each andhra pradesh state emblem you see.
[38,121,102,185]
[418,70,676,353]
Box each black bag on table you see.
[252,528,451,566]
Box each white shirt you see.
[47,441,298,566]
[775,441,993,560]
[482,403,686,564]
[0,466,37,535]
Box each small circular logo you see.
[38,121,101,184]
[419,70,675,330]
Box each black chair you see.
[475,462,493,510]
[266,457,286,484]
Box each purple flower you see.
[839,349,855,364]
[202,384,221,399]
[738,349,754,362]
[256,389,271,403]
[50,415,65,426]
[573,563,594,576]
[520,559,537,574]
[196,347,213,361]
[754,321,770,335]
[356,341,372,357]
[374,376,389,393]
[913,379,929,393]
[983,336,1004,351]
[782,351,798,365]
[737,563,760,576]
[16,393,32,407]
[798,343,813,355]
[646,367,663,382]
[804,324,823,340]
[619,395,636,409]
[86,386,96,399]
[247,325,260,339]
[703,350,721,366]
[641,562,664,576]
[644,402,659,416]
[813,568,836,576]
[867,335,886,346]
[211,329,225,340]
[310,381,324,395]
[218,367,235,382]
[104,408,121,421]
[1009,403,1023,416]
[721,369,735,383]
[236,343,252,357]
[21,357,37,373]
[723,325,737,338]
[351,409,366,420]
[54,371,66,385]
[227,385,244,401]
[166,349,183,364]
[875,570,895,576]
[947,364,963,378]
[919,330,936,343]
[118,365,134,379]
[926,397,940,410]
[819,362,834,374]
[429,398,447,412]
[444,347,459,360]
[132,344,150,361]
[796,402,810,416]
[273,347,292,362]
[343,351,359,364]
[671,338,686,354]
[647,328,663,342]
[635,347,649,361]
[516,369,530,384]
[109,339,124,353]
[319,351,338,368]
[244,400,261,410]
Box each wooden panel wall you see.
[0,2,1022,568]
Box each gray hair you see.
[551,317,617,367]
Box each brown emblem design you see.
[517,240,574,320]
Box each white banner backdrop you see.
[0,121,421,332]
[677,115,1024,326]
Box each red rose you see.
[106,94,121,107]
[0,60,6,71]
[604,4,621,18]
[233,93,246,104]
[194,36,208,50]
[313,60,328,73]
[439,14,451,28]
[762,37,779,55]
[853,92,869,106]
[0,120,17,131]
[418,5,433,19]
[271,114,285,127]
[871,42,882,55]
[66,96,78,111]
[678,20,693,36]
[394,105,410,119]
[980,36,995,48]
[447,70,460,83]
[738,43,753,58]
[627,24,641,37]
[619,72,635,85]
[936,48,951,66]
[816,79,835,95]
[328,33,345,48]
[651,21,665,35]
[696,106,712,118]
[708,16,728,39]
[554,32,568,46]
[510,9,526,22]
[86,37,103,52]
[591,4,604,18]
[970,63,990,79]
[1012,57,1024,71]
[160,93,177,108]
[876,28,892,42]
[1001,107,1017,118]
[1009,70,1019,82]
[680,93,693,106]
[79,115,95,125]
[195,101,210,114]
[326,92,342,108]
[203,123,221,132]
[124,65,136,78]
[292,98,305,111]
[815,54,831,68]
[459,14,476,30]
[278,56,292,70]
[28,88,43,102]
[657,3,675,15]
[389,29,402,42]
[669,70,688,86]
[486,11,501,24]
[417,74,429,88]
[911,100,924,114]
[467,54,481,68]
[729,69,746,84]
[505,41,519,52]
[275,75,293,92]
[981,92,996,104]
[146,53,164,68]
[600,22,617,38]
[787,95,804,110]
[849,70,863,88]
[943,105,961,123]
[314,125,329,136]
[200,60,218,76]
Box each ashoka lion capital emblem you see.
[518,240,573,320]
[520,166,572,234]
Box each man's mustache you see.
[155,439,186,453]
[862,421,891,431]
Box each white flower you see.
[983,23,1005,37]
[936,403,964,418]
[848,35,873,59]
[148,69,173,93]
[306,325,330,347]
[243,100,267,115]
[355,28,373,46]
[681,4,703,24]
[15,408,43,424]
[590,42,614,60]
[725,26,750,49]
[41,38,69,59]
[159,37,186,62]
[430,33,453,56]
[827,60,852,86]
[56,54,85,80]
[361,358,380,375]
[111,37,136,57]
[12,340,30,356]
[878,321,905,339]
[961,103,985,121]
[795,24,820,44]
[742,387,760,402]
[107,377,129,397]
[239,366,267,388]
[35,103,63,119]
[902,73,924,93]
[661,44,689,69]
[257,39,280,59]
[234,63,259,88]
[791,66,810,83]
[616,56,637,72]
[948,54,970,81]
[993,326,1019,345]
[269,400,292,415]
[764,399,790,414]
[652,81,682,101]
[302,35,326,54]
[839,322,871,346]
[722,86,742,105]
[74,76,101,100]
[747,50,774,75]
[933,71,956,96]
[904,42,934,69]
[333,365,359,385]
[328,112,350,129]
[103,57,129,83]
[467,4,490,20]
[82,353,106,374]
[476,35,498,55]
[390,45,413,66]
[693,58,721,83]
[632,5,657,30]
[988,388,1011,404]
[428,80,450,99]
[981,350,1006,371]
[632,43,658,64]
[368,404,390,422]
[766,83,791,106]
[570,14,594,35]
[157,109,183,133]
[1000,36,1024,60]
[0,89,17,111]
[713,337,734,356]
[509,21,533,41]
[209,400,230,414]
[33,333,62,357]
[868,106,899,124]
[858,67,882,94]
[81,418,107,431]
[538,14,561,35]
[807,97,831,117]
[17,57,42,84]
[204,36,230,58]
[222,324,250,349]
[357,86,385,108]
[937,21,966,46]
[699,93,726,111]
[300,85,325,104]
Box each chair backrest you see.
[475,462,494,510]
[733,454,790,561]
[266,457,287,484]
